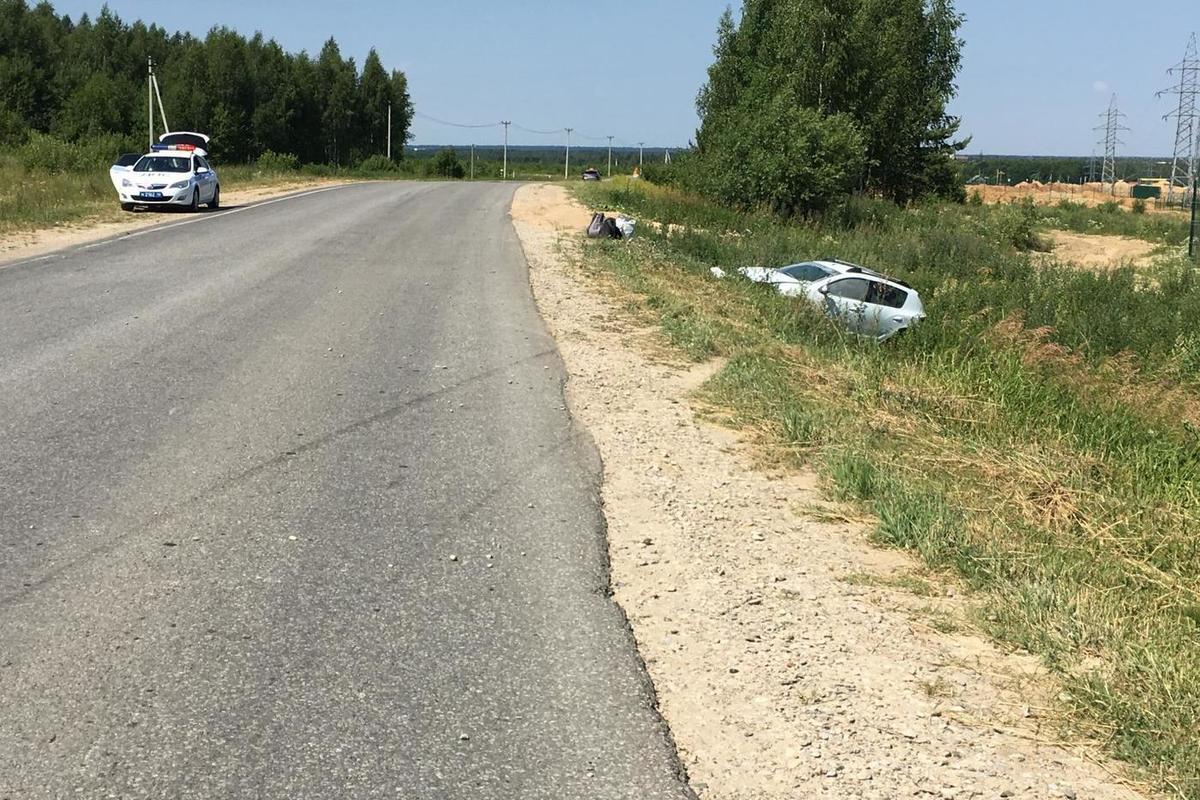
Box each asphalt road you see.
[0,182,692,799]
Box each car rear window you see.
[867,282,909,309]
[134,156,191,173]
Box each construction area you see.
[968,32,1199,225]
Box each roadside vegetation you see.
[565,9,1197,791]
[576,171,1200,797]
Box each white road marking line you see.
[0,254,58,269]
[119,183,359,241]
[0,183,366,270]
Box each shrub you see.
[11,132,137,173]
[356,154,397,174]
[431,147,465,179]
[981,197,1048,252]
[692,95,866,217]
[640,160,682,187]
[0,110,28,148]
[255,150,299,173]
[1131,198,1147,214]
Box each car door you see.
[864,281,913,339]
[196,156,216,202]
[820,277,873,333]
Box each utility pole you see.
[146,58,169,147]
[607,135,613,177]
[148,57,154,151]
[501,120,511,180]
[564,127,573,180]
[1158,33,1199,206]
[470,143,475,180]
[387,103,392,161]
[638,141,644,166]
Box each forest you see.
[0,0,413,165]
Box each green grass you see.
[573,178,1200,798]
[1037,197,1191,244]
[0,158,118,233]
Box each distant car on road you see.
[714,259,925,341]
[581,167,601,181]
[110,132,220,212]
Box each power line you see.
[573,131,610,143]
[511,123,562,136]
[414,111,500,130]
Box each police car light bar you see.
[150,143,197,152]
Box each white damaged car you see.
[712,259,925,341]
[110,132,220,212]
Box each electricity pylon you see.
[1158,33,1200,205]
[1095,95,1129,194]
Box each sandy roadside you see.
[0,178,352,265]
[511,183,1151,800]
[1039,230,1159,270]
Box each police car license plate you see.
[139,192,163,199]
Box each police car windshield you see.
[134,156,191,173]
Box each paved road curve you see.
[0,183,692,799]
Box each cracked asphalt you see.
[0,182,692,799]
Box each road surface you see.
[0,182,692,799]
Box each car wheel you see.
[120,202,135,212]
[209,184,220,210]
[189,189,200,213]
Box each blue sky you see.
[52,0,1199,155]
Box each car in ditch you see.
[110,132,220,212]
[712,259,925,341]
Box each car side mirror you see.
[196,166,209,174]
[818,285,829,295]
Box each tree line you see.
[0,0,413,165]
[683,0,967,215]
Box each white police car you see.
[110,132,220,212]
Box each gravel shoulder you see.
[0,178,352,265]
[511,183,1153,800]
